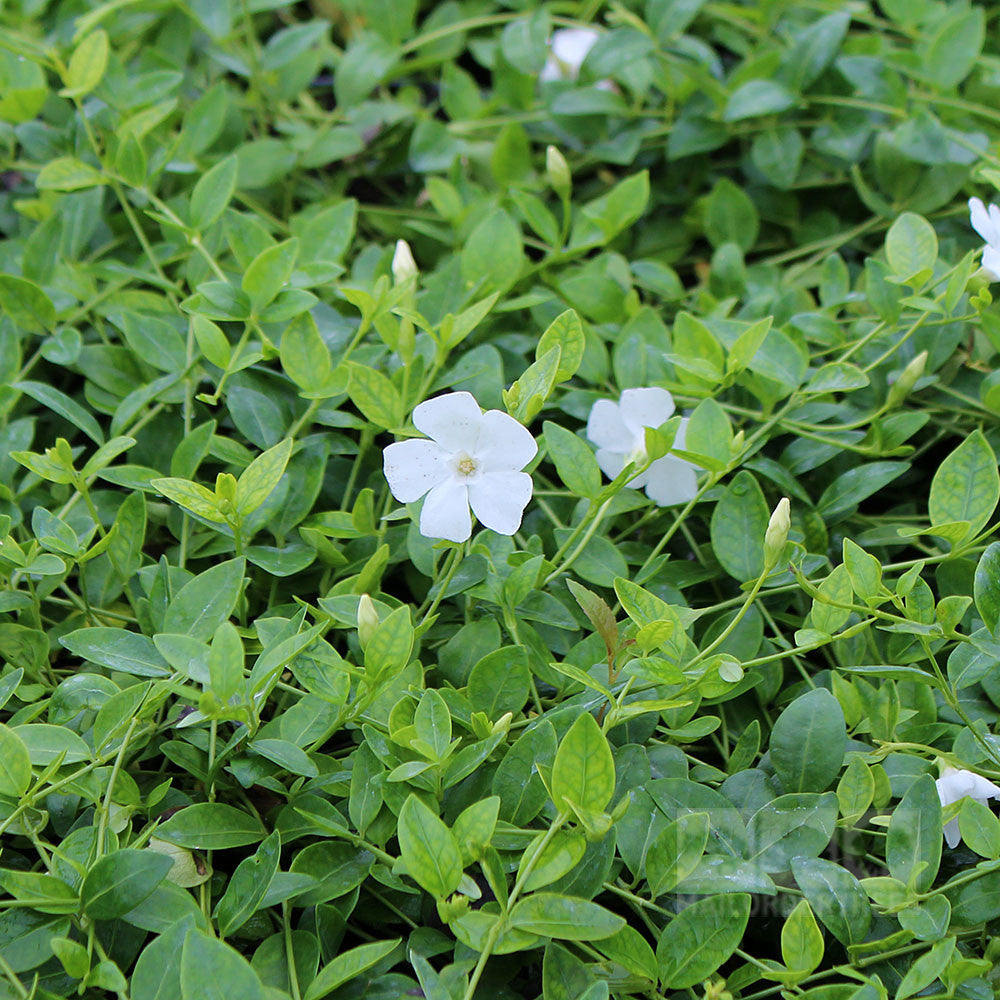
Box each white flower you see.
[539,27,614,90]
[383,391,537,543]
[968,197,1000,280]
[391,239,418,284]
[935,765,1000,848]
[586,387,698,507]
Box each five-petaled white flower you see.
[935,765,1000,849]
[968,197,1000,281]
[539,27,614,90]
[586,387,698,507]
[383,392,537,543]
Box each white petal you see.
[983,246,1000,281]
[419,479,471,542]
[673,416,690,451]
[412,392,482,453]
[644,455,699,507]
[936,771,970,807]
[936,769,993,807]
[943,817,961,850]
[619,387,676,436]
[474,410,538,472]
[468,472,533,535]
[970,197,999,246]
[539,55,563,82]
[968,772,1000,800]
[587,399,630,450]
[383,439,449,503]
[549,28,599,75]
[595,447,626,481]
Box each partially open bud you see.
[391,239,418,284]
[357,594,379,649]
[763,497,790,571]
[886,350,927,409]
[546,145,571,201]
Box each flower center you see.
[454,453,479,479]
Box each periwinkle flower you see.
[968,197,1000,280]
[383,392,536,543]
[936,765,1000,849]
[586,387,698,507]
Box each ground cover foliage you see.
[5,0,1000,998]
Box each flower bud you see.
[215,472,237,503]
[763,497,790,571]
[546,145,571,201]
[357,594,379,649]
[391,239,418,284]
[886,350,927,408]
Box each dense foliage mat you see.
[5,0,1000,998]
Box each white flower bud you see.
[886,350,927,408]
[357,594,379,649]
[546,145,571,201]
[391,239,418,284]
[763,497,790,571]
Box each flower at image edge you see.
[936,765,1000,849]
[586,387,698,507]
[968,197,1000,280]
[383,391,537,543]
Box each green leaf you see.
[0,275,55,333]
[214,831,281,937]
[280,312,332,395]
[347,362,403,430]
[15,380,104,444]
[792,857,871,946]
[397,794,462,899]
[60,627,171,677]
[921,7,984,89]
[303,939,400,1000]
[36,156,104,191]
[192,316,231,368]
[157,803,266,850]
[843,538,883,601]
[242,239,299,313]
[163,558,246,640]
[236,439,293,519]
[885,213,937,281]
[656,894,751,988]
[508,893,625,940]
[886,774,942,893]
[769,689,846,793]
[180,930,266,1000]
[81,849,173,919]
[975,542,1000,636]
[0,724,32,797]
[724,80,797,121]
[152,477,228,523]
[460,209,525,294]
[190,155,238,231]
[781,900,823,974]
[61,30,109,97]
[896,936,955,1000]
[551,711,615,813]
[646,812,710,896]
[536,310,585,383]
[543,422,601,499]
[467,646,531,719]
[710,471,769,581]
[929,430,998,543]
[705,178,759,251]
[747,793,837,872]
